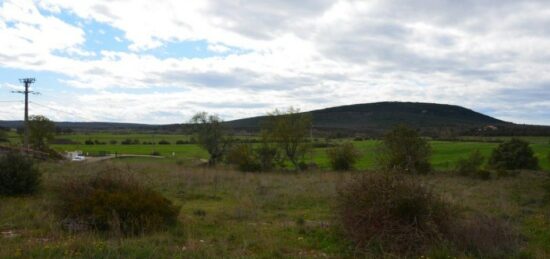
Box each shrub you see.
[449,214,521,258]
[54,168,179,235]
[455,150,484,176]
[175,140,186,145]
[326,142,361,171]
[158,140,170,145]
[474,169,491,180]
[0,129,8,142]
[121,138,140,145]
[336,174,452,256]
[109,140,117,144]
[226,144,261,172]
[84,139,94,145]
[255,144,279,171]
[150,151,161,156]
[489,138,538,170]
[376,125,432,174]
[0,151,41,196]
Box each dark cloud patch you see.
[492,83,550,103]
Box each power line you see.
[29,101,92,121]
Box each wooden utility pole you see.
[12,78,37,149]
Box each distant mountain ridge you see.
[1,102,549,136]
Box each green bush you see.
[455,150,484,177]
[158,140,170,145]
[488,138,538,170]
[326,142,361,171]
[376,125,432,174]
[0,129,8,142]
[226,144,261,172]
[0,151,41,196]
[255,144,279,171]
[336,174,452,256]
[54,168,179,235]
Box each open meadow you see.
[1,159,550,258]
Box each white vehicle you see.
[71,155,86,161]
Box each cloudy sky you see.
[0,0,549,124]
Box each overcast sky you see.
[0,0,549,124]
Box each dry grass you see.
[0,159,549,257]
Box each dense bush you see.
[255,144,279,171]
[488,138,538,170]
[326,142,361,171]
[109,140,117,144]
[455,150,484,177]
[0,129,8,142]
[175,140,186,145]
[376,125,432,174]
[449,214,521,258]
[54,168,179,235]
[158,140,170,145]
[84,139,94,145]
[0,151,41,196]
[226,144,261,172]
[121,139,140,145]
[336,174,452,255]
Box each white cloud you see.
[0,0,549,124]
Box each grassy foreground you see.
[2,159,550,258]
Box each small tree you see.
[376,125,431,174]
[326,142,361,171]
[488,138,538,170]
[263,107,312,170]
[190,112,231,166]
[28,115,55,151]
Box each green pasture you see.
[45,135,549,171]
[4,131,549,170]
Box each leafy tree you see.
[190,112,231,166]
[326,142,361,171]
[376,124,432,174]
[28,115,55,151]
[488,138,538,170]
[262,107,312,170]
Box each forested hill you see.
[227,102,507,132]
[2,102,549,136]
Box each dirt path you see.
[82,154,165,163]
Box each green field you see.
[5,132,549,170]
